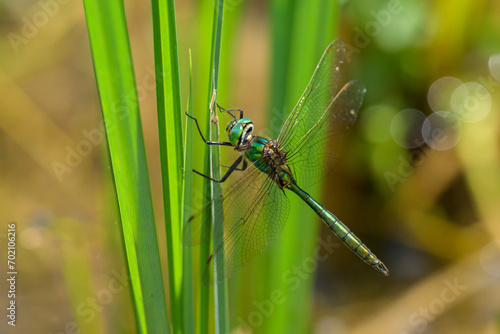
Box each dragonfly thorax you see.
[245,136,295,189]
[226,118,254,148]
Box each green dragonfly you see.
[186,39,388,284]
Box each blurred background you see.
[1,0,500,333]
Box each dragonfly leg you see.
[186,112,233,146]
[221,159,248,171]
[193,155,244,183]
[216,104,244,120]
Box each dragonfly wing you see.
[185,159,290,284]
[277,40,365,188]
[285,80,365,188]
[184,161,262,247]
[277,39,345,152]
[208,166,290,284]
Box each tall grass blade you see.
[82,0,170,332]
[195,6,213,334]
[182,50,195,334]
[201,0,230,333]
[151,0,184,332]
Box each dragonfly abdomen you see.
[288,181,389,276]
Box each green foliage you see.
[84,0,232,333]
[151,0,184,332]
[82,0,169,332]
[204,1,230,333]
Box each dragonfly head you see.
[226,118,254,147]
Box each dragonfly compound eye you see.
[226,120,237,134]
[228,122,243,147]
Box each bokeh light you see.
[427,77,463,113]
[450,82,491,123]
[488,54,500,82]
[480,241,500,277]
[422,111,462,151]
[390,109,426,148]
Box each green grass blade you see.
[182,50,195,334]
[151,0,184,332]
[201,0,229,333]
[82,1,170,333]
[211,0,230,331]
[268,0,295,121]
[196,7,213,334]
[263,0,339,333]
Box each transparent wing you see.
[185,158,290,284]
[277,39,345,151]
[277,40,365,188]
[285,80,365,188]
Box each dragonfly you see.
[186,39,389,284]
